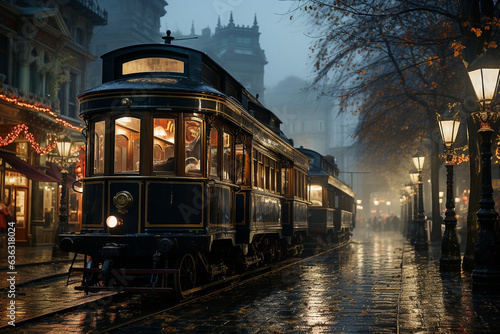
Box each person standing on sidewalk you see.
[0,202,8,247]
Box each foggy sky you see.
[160,0,314,88]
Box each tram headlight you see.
[106,215,122,229]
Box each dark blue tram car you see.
[297,148,355,249]
[59,39,310,298]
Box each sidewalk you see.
[398,232,500,333]
[0,244,72,268]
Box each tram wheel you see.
[174,254,196,300]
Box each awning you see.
[0,151,59,182]
[46,162,77,188]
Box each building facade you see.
[88,0,167,88]
[174,13,268,99]
[0,0,107,245]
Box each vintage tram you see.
[298,148,355,250]
[59,38,312,298]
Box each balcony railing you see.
[66,0,108,26]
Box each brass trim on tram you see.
[107,179,143,232]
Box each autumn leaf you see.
[471,27,482,37]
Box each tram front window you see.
[153,118,176,172]
[115,117,140,173]
[94,120,105,174]
[309,185,323,206]
[185,119,202,174]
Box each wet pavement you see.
[1,228,500,332]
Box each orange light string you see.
[0,94,83,131]
[0,124,57,154]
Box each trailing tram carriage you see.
[59,37,311,298]
[297,148,356,251]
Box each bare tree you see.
[299,0,500,269]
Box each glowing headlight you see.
[106,215,120,228]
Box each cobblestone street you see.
[106,228,500,333]
[3,228,500,333]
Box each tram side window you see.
[223,132,233,181]
[282,168,288,195]
[114,117,141,173]
[185,119,202,174]
[236,143,244,185]
[209,127,218,178]
[153,118,176,172]
[309,185,323,206]
[252,149,258,187]
[93,120,105,174]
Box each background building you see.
[173,13,267,100]
[0,0,107,245]
[88,0,167,88]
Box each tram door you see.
[4,171,29,243]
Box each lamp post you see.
[412,152,428,251]
[466,54,500,289]
[409,171,419,244]
[437,112,462,271]
[405,184,413,239]
[56,137,72,235]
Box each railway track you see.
[1,240,350,333]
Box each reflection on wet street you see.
[112,228,500,333]
[3,227,500,333]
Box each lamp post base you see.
[472,269,500,293]
[415,240,428,251]
[440,257,461,271]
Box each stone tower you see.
[175,13,268,99]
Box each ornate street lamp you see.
[437,112,462,271]
[409,171,420,244]
[56,136,72,234]
[412,152,428,251]
[466,54,500,289]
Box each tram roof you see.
[79,43,282,135]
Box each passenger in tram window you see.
[185,120,201,173]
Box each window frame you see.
[152,115,177,175]
[112,115,142,175]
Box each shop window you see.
[185,119,202,175]
[153,117,175,172]
[93,121,105,174]
[114,117,140,173]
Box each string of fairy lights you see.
[0,94,84,155]
[0,124,57,154]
